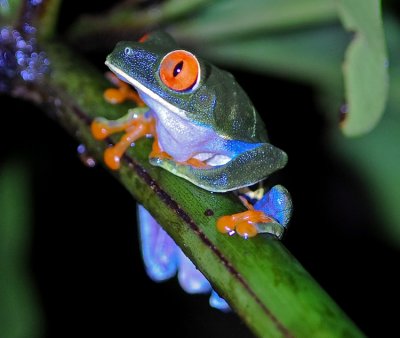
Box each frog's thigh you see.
[137,204,178,281]
[254,185,293,227]
[150,142,287,192]
[177,249,211,294]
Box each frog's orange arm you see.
[104,72,146,106]
[92,71,212,170]
[92,114,156,170]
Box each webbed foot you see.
[91,112,155,169]
[217,210,273,239]
[91,72,154,169]
[217,185,292,239]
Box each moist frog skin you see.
[92,31,292,239]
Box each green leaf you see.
[332,106,400,245]
[330,17,400,245]
[336,0,388,136]
[29,41,364,338]
[171,0,338,41]
[0,161,43,338]
[193,25,347,89]
[179,24,349,124]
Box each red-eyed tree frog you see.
[91,31,292,240]
[91,31,293,312]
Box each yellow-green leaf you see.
[336,0,388,136]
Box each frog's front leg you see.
[217,185,292,239]
[103,71,146,106]
[91,108,155,170]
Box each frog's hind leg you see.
[217,209,274,239]
[176,249,230,311]
[254,185,292,228]
[138,205,230,311]
[137,204,178,281]
[217,185,292,239]
[176,249,212,294]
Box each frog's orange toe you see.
[216,215,235,234]
[244,210,274,224]
[236,221,258,239]
[91,120,110,140]
[217,210,274,239]
[104,88,126,104]
[104,147,121,170]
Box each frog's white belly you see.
[138,90,230,164]
[155,107,225,162]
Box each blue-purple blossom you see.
[0,22,50,92]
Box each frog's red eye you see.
[159,50,200,92]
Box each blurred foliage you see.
[336,0,388,136]
[331,17,400,246]
[0,161,43,338]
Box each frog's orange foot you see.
[149,153,210,169]
[217,210,274,239]
[91,119,116,140]
[104,146,122,170]
[91,117,141,141]
[104,72,145,107]
[183,157,210,168]
[91,114,156,170]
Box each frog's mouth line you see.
[105,62,190,122]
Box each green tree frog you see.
[91,31,292,239]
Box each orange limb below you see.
[216,209,274,239]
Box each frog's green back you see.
[198,64,268,143]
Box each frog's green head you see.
[105,31,212,117]
[106,32,271,146]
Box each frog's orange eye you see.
[159,50,200,92]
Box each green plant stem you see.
[34,0,62,40]
[8,40,366,338]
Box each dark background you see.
[2,1,400,337]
